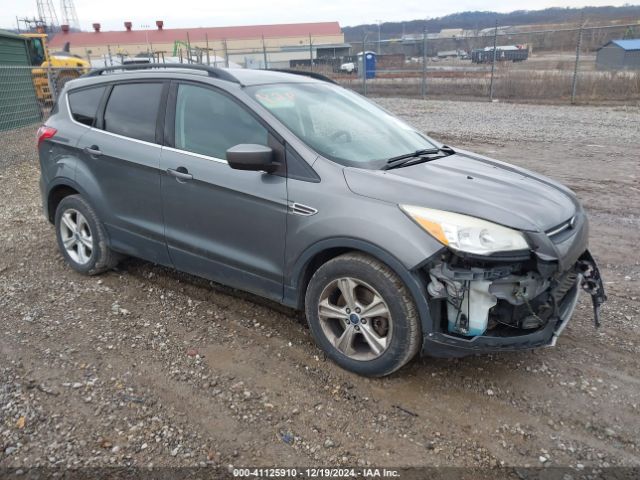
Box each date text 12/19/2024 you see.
[233,468,401,478]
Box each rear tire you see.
[54,195,121,275]
[305,252,422,377]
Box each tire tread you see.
[305,252,422,377]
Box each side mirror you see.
[226,144,276,173]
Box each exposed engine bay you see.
[426,251,605,338]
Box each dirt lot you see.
[1,99,639,472]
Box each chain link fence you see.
[1,21,639,134]
[0,65,89,132]
[323,22,640,103]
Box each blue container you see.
[359,51,376,79]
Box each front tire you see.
[305,253,422,377]
[55,195,121,275]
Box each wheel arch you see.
[284,238,434,335]
[46,182,81,223]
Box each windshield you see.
[248,83,436,168]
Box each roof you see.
[49,22,342,48]
[0,29,27,41]
[601,39,640,51]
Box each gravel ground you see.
[1,99,639,473]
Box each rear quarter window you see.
[68,86,106,126]
[103,83,163,143]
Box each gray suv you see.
[38,65,606,377]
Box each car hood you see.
[343,151,578,232]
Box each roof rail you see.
[266,69,337,84]
[85,63,240,84]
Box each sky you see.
[3,0,637,31]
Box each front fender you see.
[284,237,440,337]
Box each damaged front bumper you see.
[420,242,606,358]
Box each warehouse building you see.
[596,39,640,70]
[48,21,349,68]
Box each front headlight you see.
[400,205,530,255]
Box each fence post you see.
[205,33,210,66]
[262,35,268,69]
[362,33,368,96]
[46,64,56,103]
[571,14,585,105]
[489,20,498,101]
[421,28,427,99]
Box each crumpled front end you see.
[420,211,606,357]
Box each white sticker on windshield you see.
[255,90,296,109]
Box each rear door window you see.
[68,86,106,126]
[103,83,163,143]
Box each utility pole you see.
[489,20,498,101]
[421,28,427,99]
[571,12,585,105]
[376,20,382,54]
[223,39,229,68]
[309,33,313,71]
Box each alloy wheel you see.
[317,277,392,361]
[59,208,93,265]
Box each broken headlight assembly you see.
[400,205,530,255]
[401,206,606,340]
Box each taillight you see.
[36,125,57,148]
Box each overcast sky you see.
[3,0,637,31]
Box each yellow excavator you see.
[21,32,90,105]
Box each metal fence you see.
[0,65,89,132]
[1,21,639,133]
[325,22,640,103]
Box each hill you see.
[342,5,640,41]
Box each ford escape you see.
[37,65,606,377]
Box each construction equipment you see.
[21,32,90,103]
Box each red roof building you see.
[50,21,342,49]
[50,21,347,69]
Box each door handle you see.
[83,145,102,156]
[166,167,193,181]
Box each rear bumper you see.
[420,267,583,358]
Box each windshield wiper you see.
[382,146,455,170]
